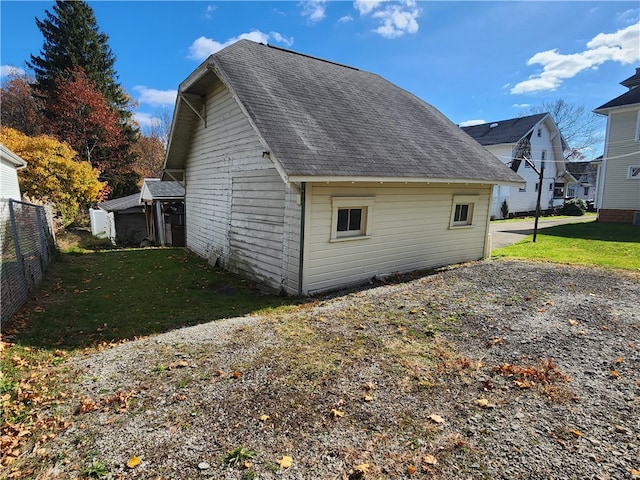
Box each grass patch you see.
[492,221,640,270]
[5,248,298,350]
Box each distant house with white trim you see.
[594,67,640,224]
[462,114,575,218]
[163,40,523,295]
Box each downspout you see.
[483,185,494,259]
[298,182,306,297]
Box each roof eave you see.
[288,175,525,188]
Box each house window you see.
[553,183,564,198]
[583,186,590,196]
[567,187,575,197]
[449,195,478,228]
[535,183,539,192]
[519,185,526,192]
[537,128,542,137]
[541,150,546,161]
[628,165,640,179]
[549,182,553,191]
[331,197,374,241]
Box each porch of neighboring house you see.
[140,179,185,247]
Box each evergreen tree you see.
[28,0,140,197]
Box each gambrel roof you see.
[165,40,523,186]
[461,113,548,146]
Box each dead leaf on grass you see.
[278,455,293,468]
[428,414,444,424]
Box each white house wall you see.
[184,80,300,293]
[600,109,640,211]
[0,160,22,201]
[303,183,491,294]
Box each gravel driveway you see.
[37,260,639,480]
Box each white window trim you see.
[449,195,478,229]
[628,165,640,180]
[635,111,640,142]
[330,197,374,242]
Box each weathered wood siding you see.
[184,79,301,293]
[302,182,491,294]
[601,109,640,211]
[0,160,21,201]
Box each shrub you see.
[558,198,586,216]
[500,200,509,219]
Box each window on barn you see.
[331,197,374,241]
[449,195,478,229]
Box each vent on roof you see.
[490,123,499,128]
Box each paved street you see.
[489,215,596,249]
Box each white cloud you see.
[354,1,387,16]
[355,0,420,39]
[511,21,640,94]
[204,5,216,19]
[1,65,26,77]
[134,86,178,106]
[338,15,354,23]
[134,112,162,129]
[300,0,327,23]
[459,119,486,127]
[188,31,293,61]
[270,32,294,47]
[513,103,532,109]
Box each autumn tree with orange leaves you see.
[0,127,105,225]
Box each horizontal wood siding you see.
[303,183,491,294]
[0,162,21,200]
[601,110,640,211]
[184,80,301,292]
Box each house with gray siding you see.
[163,40,524,295]
[594,67,640,224]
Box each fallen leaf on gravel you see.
[630,468,640,476]
[423,454,438,465]
[364,395,373,402]
[568,319,578,326]
[407,465,417,475]
[331,409,344,418]
[232,371,243,378]
[570,430,583,437]
[259,414,270,422]
[428,414,444,424]
[610,370,620,378]
[364,382,375,390]
[354,463,370,473]
[244,460,253,468]
[278,456,293,468]
[476,398,489,407]
[126,456,141,468]
[616,357,624,364]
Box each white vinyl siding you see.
[0,160,22,201]
[184,80,300,293]
[601,109,640,211]
[303,183,491,294]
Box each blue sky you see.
[1,1,639,158]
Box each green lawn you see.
[5,248,298,350]
[492,221,640,270]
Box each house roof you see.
[98,193,142,212]
[594,83,640,112]
[460,113,548,146]
[165,40,523,186]
[140,179,185,202]
[566,161,597,178]
[0,143,27,169]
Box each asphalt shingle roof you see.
[169,40,523,184]
[460,113,547,147]
[98,193,142,212]
[142,180,184,199]
[595,85,640,111]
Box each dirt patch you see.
[6,260,640,479]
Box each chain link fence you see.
[1,199,56,327]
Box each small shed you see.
[140,179,185,246]
[91,193,147,246]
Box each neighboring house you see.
[163,40,523,295]
[565,160,600,205]
[90,193,147,246]
[462,114,575,218]
[593,67,640,224]
[0,143,27,201]
[140,179,185,247]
